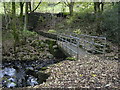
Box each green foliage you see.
[74,2,94,13]
[75,12,95,22]
[56,23,65,29]
[79,45,83,48]
[39,16,45,22]
[2,30,14,41]
[73,29,81,34]
[18,30,38,45]
[62,12,69,16]
[101,4,119,43]
[66,16,74,24]
[40,67,48,71]
[66,57,76,61]
[2,2,24,15]
[48,29,56,33]
[0,3,4,14]
[20,30,38,38]
[12,30,19,43]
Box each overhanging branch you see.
[31,0,42,12]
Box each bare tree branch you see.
[31,0,42,12]
[55,2,61,6]
[28,2,32,12]
[64,1,69,7]
[66,0,70,5]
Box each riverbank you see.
[2,30,67,61]
[2,55,119,89]
[1,30,68,88]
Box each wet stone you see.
[1,60,50,88]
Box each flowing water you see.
[0,59,58,88]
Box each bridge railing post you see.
[76,37,80,60]
[69,34,71,56]
[92,38,95,54]
[70,34,72,45]
[65,35,67,51]
[103,37,106,59]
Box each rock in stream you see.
[1,60,52,88]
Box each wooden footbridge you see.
[57,33,106,60]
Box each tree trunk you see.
[19,2,24,30]
[94,2,104,13]
[3,2,9,29]
[28,2,32,12]
[31,0,34,10]
[12,2,15,15]
[68,2,74,16]
[12,2,18,57]
[96,13,102,35]
[20,2,24,18]
[94,2,104,35]
[101,3,104,12]
[24,2,28,30]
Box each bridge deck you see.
[57,41,90,59]
[57,34,106,60]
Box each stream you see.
[0,59,60,88]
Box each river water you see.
[0,59,58,88]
